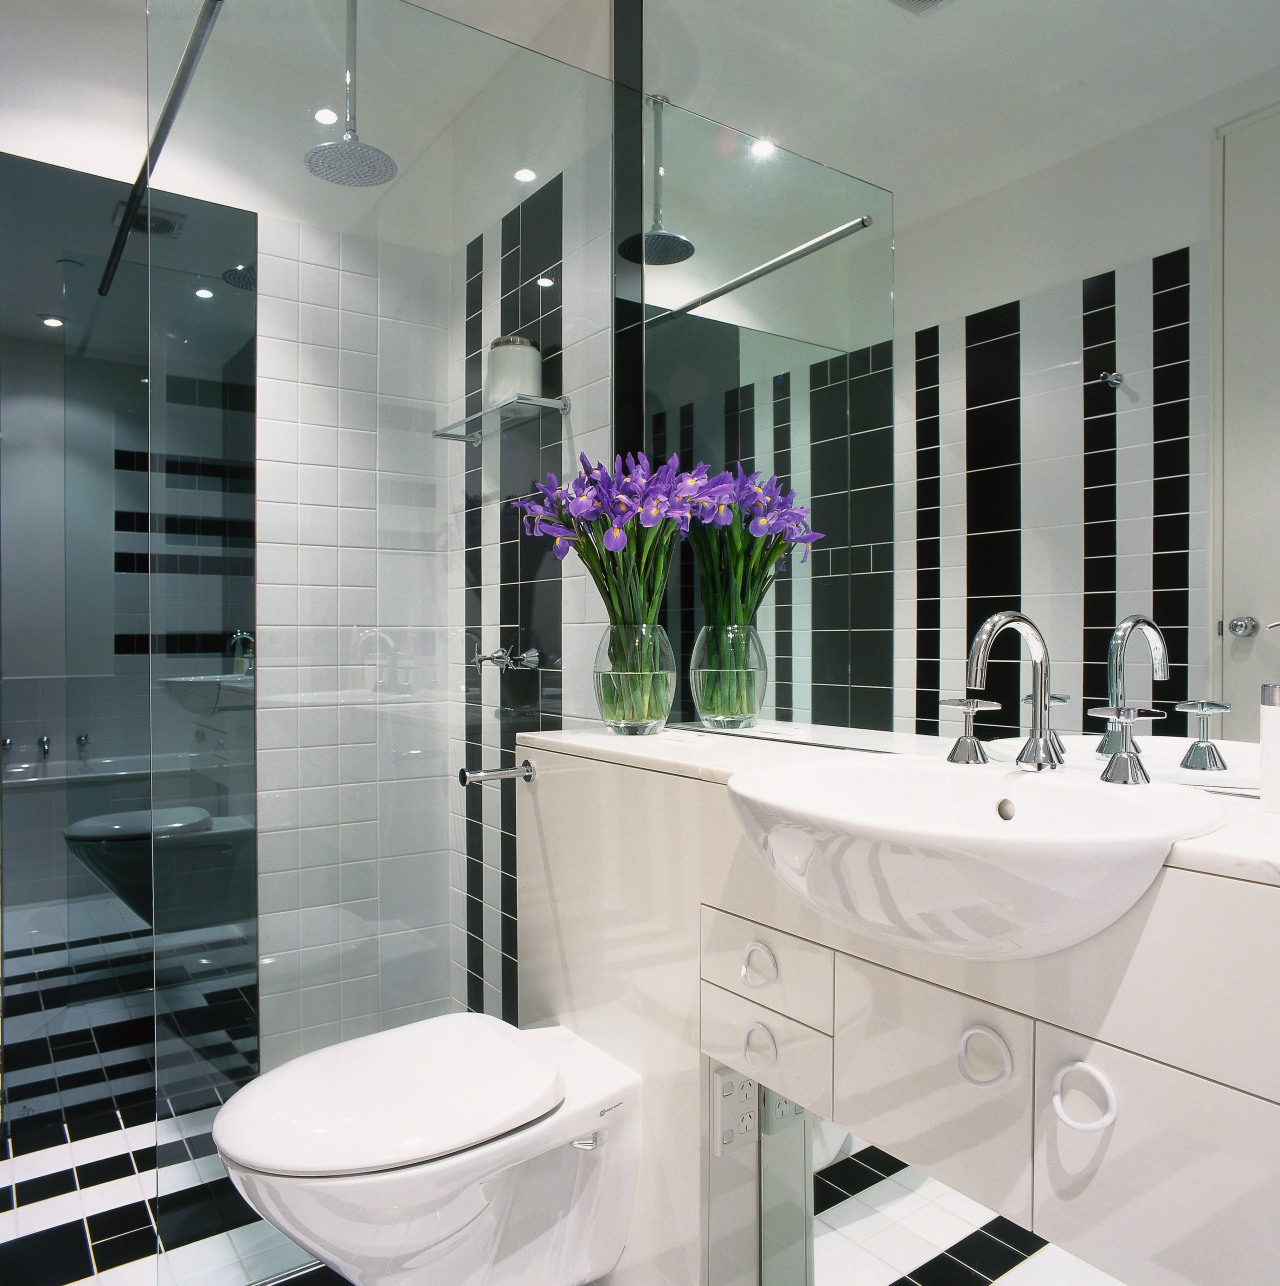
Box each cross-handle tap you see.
[966,611,1062,771]
[227,629,255,675]
[1098,615,1168,756]
[474,646,540,674]
[38,735,51,761]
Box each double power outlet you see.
[711,1066,760,1156]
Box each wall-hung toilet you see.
[212,1013,640,1286]
[64,807,255,933]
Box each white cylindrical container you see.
[485,336,541,408]
[1261,684,1280,813]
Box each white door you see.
[1221,105,1280,739]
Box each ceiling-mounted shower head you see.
[305,0,397,187]
[619,96,694,265]
[221,262,257,291]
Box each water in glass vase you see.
[690,624,767,730]
[593,623,676,735]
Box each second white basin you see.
[727,755,1226,959]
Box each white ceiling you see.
[645,0,1280,227]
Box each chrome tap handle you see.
[38,735,50,761]
[510,648,540,670]
[940,697,1000,765]
[1088,706,1166,785]
[1023,692,1069,759]
[1175,699,1230,772]
[474,646,511,673]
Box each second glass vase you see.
[593,623,676,735]
[690,624,768,730]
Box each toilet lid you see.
[65,807,213,841]
[213,1013,566,1177]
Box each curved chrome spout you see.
[1099,615,1168,755]
[966,610,1062,771]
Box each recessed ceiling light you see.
[315,107,339,125]
[195,288,214,299]
[514,168,537,183]
[39,315,64,328]
[751,139,777,158]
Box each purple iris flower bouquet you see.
[514,452,730,731]
[686,466,822,726]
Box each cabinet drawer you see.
[834,953,1034,1227]
[701,906,834,1033]
[1034,1023,1280,1286]
[700,981,833,1117]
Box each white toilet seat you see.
[65,806,213,841]
[214,1012,566,1177]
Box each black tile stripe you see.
[965,303,1021,736]
[817,1146,1049,1286]
[916,326,941,735]
[773,373,793,721]
[1150,247,1191,736]
[1082,271,1119,734]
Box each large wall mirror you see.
[641,5,1280,755]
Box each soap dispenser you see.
[1262,622,1280,813]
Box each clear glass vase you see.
[593,624,676,735]
[690,624,768,730]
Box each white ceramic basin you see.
[989,733,1260,791]
[162,674,255,716]
[727,755,1226,959]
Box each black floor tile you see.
[88,1199,152,1242]
[65,1107,122,1141]
[817,1156,884,1198]
[982,1215,1047,1257]
[853,1144,908,1178]
[92,1226,160,1271]
[813,1175,848,1215]
[155,1176,258,1250]
[293,1267,355,1285]
[0,1219,94,1286]
[156,1140,189,1168]
[76,1153,136,1188]
[8,1118,66,1156]
[947,1229,1026,1279]
[908,1254,990,1286]
[16,1169,77,1205]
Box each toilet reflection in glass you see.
[212,1013,641,1286]
[64,806,256,933]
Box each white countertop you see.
[518,722,1280,889]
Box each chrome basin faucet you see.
[966,611,1062,771]
[1098,615,1168,756]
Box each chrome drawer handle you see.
[741,1021,778,1069]
[956,1024,1013,1088]
[1052,1060,1118,1132]
[740,940,779,988]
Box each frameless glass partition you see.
[636,100,895,729]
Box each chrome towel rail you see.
[458,760,535,787]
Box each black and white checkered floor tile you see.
[815,1145,1123,1285]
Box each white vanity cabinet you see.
[1033,1023,1280,1286]
[833,954,1035,1226]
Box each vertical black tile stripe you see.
[773,373,793,721]
[463,232,485,1015]
[965,303,1021,736]
[1150,248,1191,736]
[1082,271,1118,735]
[915,326,941,735]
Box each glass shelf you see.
[431,393,571,445]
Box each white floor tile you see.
[13,1188,85,1235]
[70,1128,134,1166]
[999,1244,1127,1284]
[813,1226,901,1286]
[70,1256,160,1286]
[80,1173,152,1218]
[157,1232,241,1285]
[862,1221,944,1274]
[896,1198,983,1250]
[934,1186,998,1227]
[12,1141,73,1182]
[818,1195,892,1242]
[857,1175,932,1220]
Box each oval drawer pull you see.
[740,940,779,988]
[1052,1060,1118,1132]
[741,1021,778,1069]
[956,1024,1013,1088]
